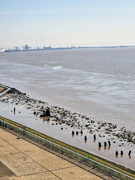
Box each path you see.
[0,128,103,180]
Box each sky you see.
[0,0,135,49]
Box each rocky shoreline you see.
[1,87,135,146]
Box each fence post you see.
[61,147,63,154]
[23,126,26,136]
[112,169,114,178]
[92,161,95,169]
[76,153,78,160]
[119,173,122,180]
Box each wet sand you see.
[0,87,135,171]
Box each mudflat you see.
[0,86,135,171]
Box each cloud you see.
[0,7,81,15]
[0,11,42,15]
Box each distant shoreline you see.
[1,45,135,53]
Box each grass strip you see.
[0,115,135,178]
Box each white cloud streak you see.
[0,8,80,15]
[0,11,51,15]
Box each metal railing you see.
[0,119,134,180]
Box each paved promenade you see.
[0,128,103,180]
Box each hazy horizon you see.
[1,0,135,49]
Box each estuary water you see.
[0,47,135,131]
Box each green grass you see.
[0,115,135,179]
[85,154,93,159]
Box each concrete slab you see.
[0,128,102,180]
[0,161,15,178]
[0,138,47,176]
[9,172,59,180]
[53,166,101,180]
[1,135,74,171]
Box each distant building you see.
[14,47,20,51]
[23,45,31,50]
[43,45,52,50]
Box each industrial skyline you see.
[1,43,134,53]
